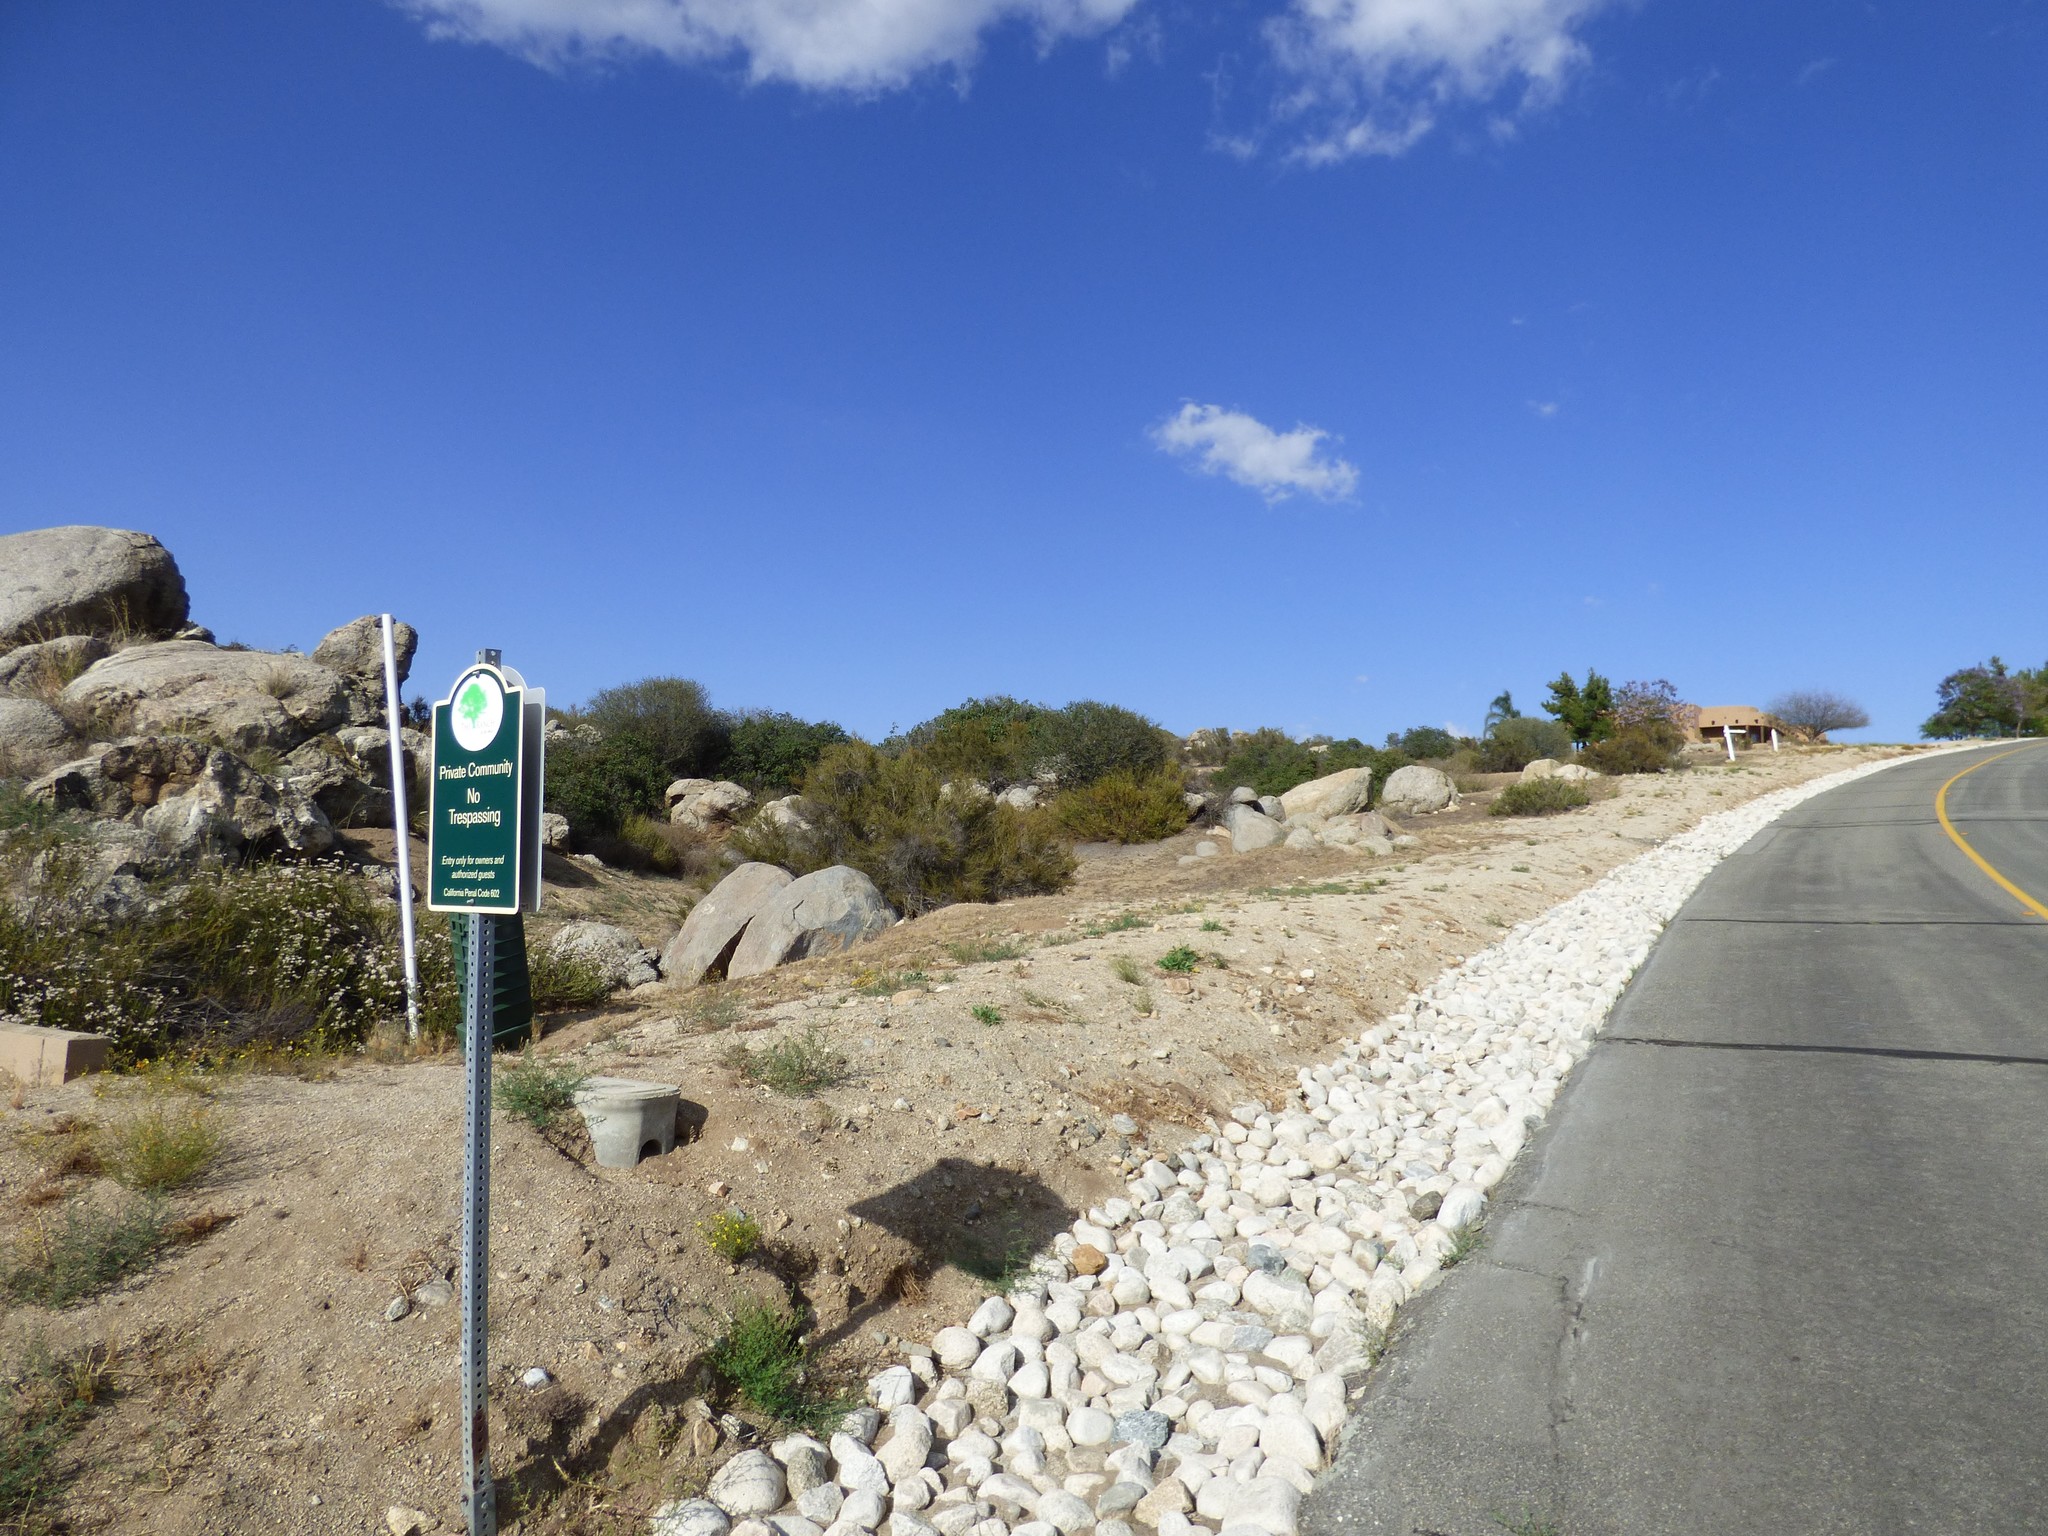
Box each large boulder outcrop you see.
[1519,758,1560,781]
[1378,764,1459,815]
[0,635,111,696]
[756,796,811,834]
[1318,810,1395,847]
[666,778,755,831]
[663,862,795,986]
[1225,803,1286,852]
[310,616,419,709]
[280,724,427,829]
[726,866,896,979]
[1554,762,1599,782]
[30,736,334,861]
[0,527,188,654]
[59,640,359,754]
[0,698,75,776]
[546,921,658,990]
[1279,767,1374,821]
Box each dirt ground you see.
[0,743,1929,1536]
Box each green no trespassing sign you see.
[427,661,546,915]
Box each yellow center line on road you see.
[1934,745,2048,922]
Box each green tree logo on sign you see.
[448,670,506,752]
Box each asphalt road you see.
[1306,743,2048,1536]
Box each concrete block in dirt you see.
[0,1023,109,1086]
[572,1076,681,1168]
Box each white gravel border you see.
[657,752,1943,1536]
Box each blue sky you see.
[2,0,2042,742]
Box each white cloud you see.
[1267,0,1624,162]
[1528,398,1559,416]
[1152,402,1359,503]
[395,0,1138,89]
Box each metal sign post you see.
[1723,724,1738,762]
[459,907,496,1535]
[426,648,546,1536]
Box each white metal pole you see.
[382,615,422,1041]
[1723,724,1737,762]
[1770,727,1779,752]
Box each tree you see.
[580,676,731,780]
[1613,679,1696,735]
[1389,726,1459,760]
[1484,691,1520,733]
[1542,669,1616,744]
[1768,689,1871,743]
[721,711,850,794]
[1923,659,2028,738]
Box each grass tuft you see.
[852,968,928,997]
[1156,946,1200,974]
[1110,956,1144,986]
[1082,912,1148,937]
[970,1004,1002,1027]
[944,938,1026,965]
[727,1028,848,1097]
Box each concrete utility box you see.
[0,1025,110,1086]
[572,1076,681,1168]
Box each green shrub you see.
[147,863,406,1054]
[727,1027,847,1097]
[0,854,422,1062]
[1583,721,1685,775]
[1033,701,1172,787]
[1052,767,1191,844]
[580,676,731,779]
[527,947,613,1012]
[105,1102,221,1192]
[1156,946,1199,974]
[1473,716,1575,773]
[893,697,1048,790]
[495,1053,588,1131]
[2,1198,168,1308]
[733,741,1075,916]
[1388,726,1461,760]
[721,712,851,795]
[0,880,165,1058]
[699,1211,761,1263]
[708,1300,849,1430]
[1490,778,1592,816]
[544,732,669,839]
[894,697,1170,792]
[970,1004,1002,1026]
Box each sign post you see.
[427,650,544,1536]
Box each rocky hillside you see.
[1,525,425,920]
